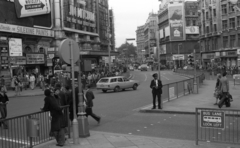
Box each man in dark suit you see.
[84,85,101,124]
[150,73,163,109]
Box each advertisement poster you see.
[14,0,51,18]
[26,54,44,64]
[9,38,23,56]
[168,3,185,41]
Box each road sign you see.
[59,39,79,64]
[200,111,225,129]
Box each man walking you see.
[84,85,101,124]
[0,86,9,129]
[150,73,163,109]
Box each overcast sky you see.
[108,0,197,48]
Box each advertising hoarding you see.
[185,26,199,34]
[14,0,51,18]
[168,2,185,41]
[9,38,23,57]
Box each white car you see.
[129,66,134,71]
[96,76,140,93]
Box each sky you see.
[109,0,197,48]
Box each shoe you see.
[56,144,63,147]
[98,117,101,124]
[214,103,218,105]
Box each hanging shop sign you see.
[10,57,26,65]
[168,2,185,41]
[0,23,54,37]
[9,38,22,57]
[26,54,45,64]
[14,0,51,18]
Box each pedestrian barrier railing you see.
[233,74,240,86]
[195,108,240,145]
[0,105,70,148]
[161,71,205,103]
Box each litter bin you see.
[26,118,40,137]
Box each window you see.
[237,16,240,26]
[110,78,117,83]
[223,36,228,48]
[230,35,236,48]
[206,12,209,19]
[193,20,196,26]
[229,3,234,13]
[214,24,217,32]
[222,20,228,30]
[186,20,191,26]
[238,34,240,46]
[229,18,235,28]
[117,78,123,82]
[214,38,218,50]
[222,4,227,15]
[206,26,209,33]
[213,9,216,17]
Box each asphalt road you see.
[5,70,198,140]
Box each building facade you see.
[136,25,145,62]
[109,9,116,52]
[198,0,240,68]
[144,13,158,60]
[0,0,55,85]
[158,0,200,68]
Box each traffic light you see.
[187,54,194,66]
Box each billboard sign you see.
[9,38,23,57]
[14,0,51,18]
[201,111,225,129]
[168,2,185,41]
[150,39,156,47]
[26,54,45,64]
[185,26,199,34]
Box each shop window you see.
[213,9,216,17]
[237,16,240,26]
[39,47,44,53]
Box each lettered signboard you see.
[200,111,225,129]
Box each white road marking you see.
[144,127,147,128]
[137,130,140,132]
[144,74,147,81]
[161,75,170,80]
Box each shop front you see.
[220,50,238,67]
[201,52,215,67]
[172,54,185,68]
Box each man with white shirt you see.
[29,74,35,90]
[150,73,163,109]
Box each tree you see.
[117,42,137,59]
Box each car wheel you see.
[114,86,120,92]
[102,89,107,93]
[133,84,138,90]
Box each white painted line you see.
[144,74,147,81]
[161,75,170,80]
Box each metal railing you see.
[195,108,240,145]
[0,106,70,148]
[160,71,205,102]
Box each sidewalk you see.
[140,79,240,114]
[34,131,236,148]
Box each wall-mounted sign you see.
[0,23,54,37]
[201,111,225,129]
[26,54,44,64]
[9,38,22,56]
[185,26,199,34]
[150,39,156,47]
[172,54,184,60]
[168,2,185,41]
[10,56,26,65]
[0,47,9,70]
[14,0,51,18]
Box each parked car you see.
[96,76,140,93]
[140,64,148,71]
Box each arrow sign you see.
[25,2,45,10]
[14,0,51,18]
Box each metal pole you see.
[78,51,90,137]
[193,49,198,94]
[108,38,111,72]
[156,31,161,79]
[69,41,79,144]
[178,44,180,68]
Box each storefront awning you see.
[80,50,119,56]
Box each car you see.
[183,65,194,70]
[96,76,140,93]
[140,64,148,71]
[129,66,134,71]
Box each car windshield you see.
[99,79,109,83]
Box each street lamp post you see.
[178,43,182,68]
[108,33,112,72]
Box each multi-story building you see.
[158,0,200,68]
[198,0,240,68]
[109,9,116,52]
[136,25,145,62]
[143,13,158,58]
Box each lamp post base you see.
[193,82,198,94]
[78,115,90,138]
[72,119,79,144]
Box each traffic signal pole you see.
[193,49,198,94]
